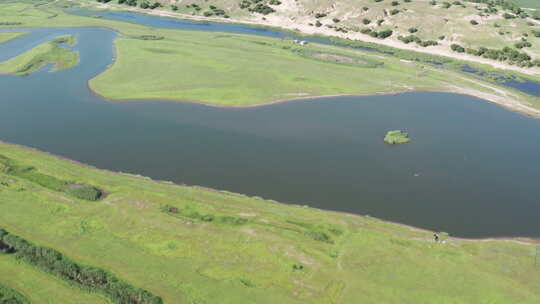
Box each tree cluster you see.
[451,43,539,67]
[398,35,438,47]
[239,0,279,15]
[360,28,394,39]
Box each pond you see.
[1,26,540,239]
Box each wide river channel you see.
[1,12,540,238]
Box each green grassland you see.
[90,30,455,105]
[0,32,27,44]
[512,0,540,9]
[1,141,540,304]
[0,255,109,304]
[0,37,79,75]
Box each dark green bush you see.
[0,284,30,304]
[0,155,103,201]
[0,229,162,304]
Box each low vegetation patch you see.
[295,49,384,68]
[451,43,540,67]
[0,228,162,304]
[162,204,248,226]
[0,284,30,304]
[239,0,279,15]
[0,155,103,201]
[384,130,411,144]
[129,35,164,40]
[52,34,76,46]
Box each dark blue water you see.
[2,27,540,238]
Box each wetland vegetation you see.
[2,0,540,303]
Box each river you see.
[1,22,540,238]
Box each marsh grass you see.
[0,155,102,201]
[0,284,30,304]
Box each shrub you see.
[0,284,29,304]
[362,18,371,24]
[398,35,420,44]
[515,41,532,49]
[332,18,340,23]
[390,9,400,15]
[408,27,418,33]
[305,231,333,243]
[470,20,478,25]
[0,155,103,201]
[451,43,465,52]
[249,3,275,15]
[391,1,400,5]
[0,229,162,304]
[379,29,393,38]
[503,13,515,19]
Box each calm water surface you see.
[1,27,540,238]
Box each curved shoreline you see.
[87,80,540,119]
[1,139,538,244]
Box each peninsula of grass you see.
[0,37,79,75]
[1,141,540,303]
[384,130,411,144]
[0,32,27,44]
[1,1,539,112]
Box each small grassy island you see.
[384,130,411,144]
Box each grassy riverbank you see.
[0,32,27,44]
[0,255,108,304]
[1,1,539,111]
[1,142,540,303]
[0,37,79,75]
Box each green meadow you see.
[512,0,540,9]
[1,141,540,303]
